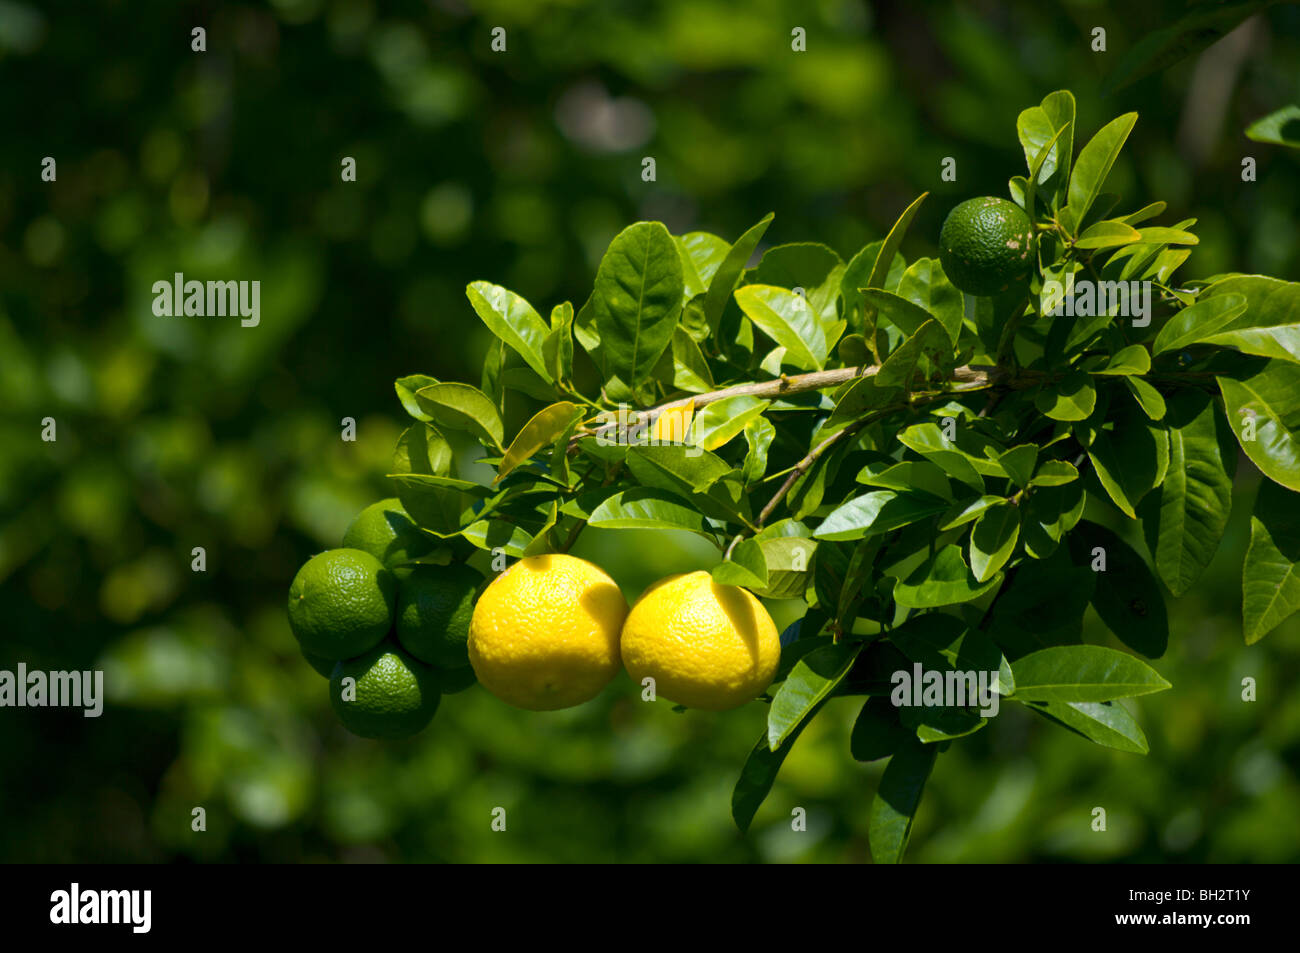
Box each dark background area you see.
[1,0,1298,862]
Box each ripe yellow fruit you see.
[468,554,628,711]
[621,571,781,711]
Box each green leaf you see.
[670,326,715,393]
[896,258,963,346]
[466,281,553,383]
[754,535,816,600]
[868,192,928,290]
[889,612,1014,695]
[393,422,453,477]
[588,487,713,539]
[1029,460,1079,487]
[1120,201,1167,226]
[626,443,731,495]
[461,519,534,556]
[851,697,912,762]
[1021,479,1086,559]
[869,740,937,864]
[767,641,862,750]
[1062,113,1138,234]
[1125,376,1167,421]
[1217,359,1300,492]
[390,473,478,535]
[675,231,730,298]
[1094,345,1152,377]
[893,545,1001,608]
[876,319,951,389]
[1196,277,1300,364]
[497,402,581,482]
[414,382,506,451]
[842,240,905,333]
[861,288,937,339]
[1023,699,1149,754]
[395,374,439,421]
[1152,294,1250,355]
[1134,227,1198,245]
[1242,478,1300,644]
[742,416,775,485]
[1009,645,1171,703]
[690,395,771,451]
[733,706,821,833]
[733,285,828,371]
[712,538,769,590]
[1245,104,1300,149]
[858,459,954,502]
[593,222,685,386]
[1139,390,1235,596]
[1017,89,1075,198]
[1075,221,1142,249]
[704,213,773,339]
[1087,405,1170,518]
[1034,369,1097,421]
[1068,521,1169,659]
[751,242,845,330]
[815,491,949,542]
[522,502,561,557]
[997,445,1039,489]
[970,504,1020,583]
[938,494,1006,531]
[1103,1,1273,95]
[896,423,986,493]
[543,302,575,384]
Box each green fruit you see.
[395,563,482,668]
[287,548,396,660]
[329,642,441,740]
[938,196,1035,296]
[342,498,438,574]
[436,664,478,695]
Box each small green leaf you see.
[1245,104,1300,149]
[466,281,553,383]
[1217,359,1300,492]
[414,382,506,451]
[588,488,713,539]
[734,285,828,371]
[593,222,685,386]
[497,402,581,482]
[815,491,949,542]
[767,641,862,750]
[1023,699,1148,754]
[893,545,1001,608]
[1093,344,1151,376]
[395,374,439,421]
[868,192,928,290]
[970,504,1020,583]
[1035,369,1097,421]
[869,740,937,864]
[690,395,771,451]
[1075,221,1142,249]
[712,538,769,590]
[1063,113,1138,234]
[1242,479,1300,644]
[704,213,774,338]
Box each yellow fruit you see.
[621,571,780,711]
[468,554,628,711]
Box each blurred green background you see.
[2,0,1299,862]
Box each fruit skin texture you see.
[342,497,437,577]
[329,642,441,739]
[468,554,628,711]
[395,563,482,668]
[938,196,1035,296]
[620,571,781,712]
[287,548,396,660]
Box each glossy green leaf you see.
[1087,405,1170,518]
[767,641,862,750]
[1075,221,1142,249]
[815,491,949,542]
[690,395,771,451]
[1217,359,1300,492]
[867,192,928,291]
[896,258,963,346]
[394,373,439,421]
[1139,390,1235,596]
[1063,113,1137,234]
[858,460,954,502]
[893,545,1001,608]
[851,697,912,762]
[869,740,937,864]
[711,538,769,590]
[414,382,506,450]
[466,281,553,383]
[704,213,773,338]
[1242,478,1300,644]
[593,221,684,386]
[497,402,580,482]
[970,504,1020,583]
[1010,645,1171,702]
[732,703,823,832]
[1023,699,1149,754]
[1125,376,1167,421]
[939,495,1006,531]
[1245,104,1300,149]
[670,325,714,393]
[734,284,828,370]
[1034,369,1096,421]
[588,487,713,538]
[1094,344,1151,376]
[675,231,730,299]
[1152,293,1249,355]
[543,301,575,384]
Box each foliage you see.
[381,90,1300,861]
